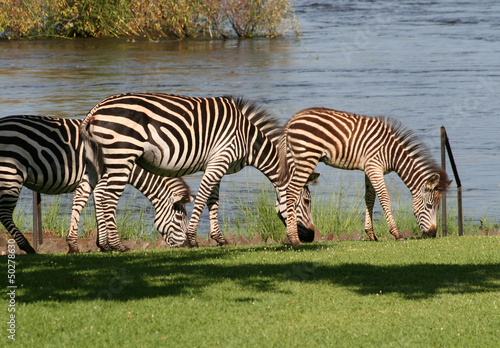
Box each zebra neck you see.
[392,150,437,195]
[248,137,280,183]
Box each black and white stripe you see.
[80,93,317,250]
[0,115,192,254]
[278,108,451,243]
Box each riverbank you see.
[0,0,299,39]
[2,227,499,255]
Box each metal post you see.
[33,191,43,250]
[444,132,463,236]
[440,126,463,237]
[457,186,463,236]
[440,126,447,236]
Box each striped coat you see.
[80,93,317,250]
[278,108,450,243]
[0,115,192,253]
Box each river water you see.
[1,0,499,235]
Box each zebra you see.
[67,168,193,253]
[278,107,451,244]
[79,93,318,250]
[0,115,193,254]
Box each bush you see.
[0,0,300,39]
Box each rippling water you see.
[0,0,498,234]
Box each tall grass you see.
[76,190,159,242]
[0,0,300,39]
[223,172,489,240]
[1,178,493,243]
[0,190,158,242]
[116,192,157,242]
[224,182,286,241]
[0,195,71,236]
[311,177,366,235]
[40,195,70,236]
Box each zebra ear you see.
[425,174,440,191]
[171,192,195,204]
[306,172,320,186]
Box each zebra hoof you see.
[216,239,229,247]
[67,246,80,254]
[98,244,113,252]
[107,242,130,252]
[24,245,37,254]
[188,240,199,248]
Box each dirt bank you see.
[1,228,498,255]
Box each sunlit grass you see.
[222,181,286,241]
[12,236,500,346]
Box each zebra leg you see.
[0,186,36,254]
[93,175,115,252]
[186,161,231,248]
[67,176,92,254]
[285,189,303,245]
[284,174,314,245]
[99,170,132,252]
[364,175,378,241]
[365,169,403,241]
[284,165,320,245]
[206,183,228,246]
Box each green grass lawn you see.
[5,236,500,347]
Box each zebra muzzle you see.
[421,225,437,238]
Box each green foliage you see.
[41,196,69,236]
[13,236,500,346]
[116,192,156,242]
[224,182,286,241]
[311,180,366,235]
[225,174,458,241]
[79,203,97,237]
[0,0,300,39]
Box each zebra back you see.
[0,115,85,194]
[231,96,282,143]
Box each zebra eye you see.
[426,203,433,210]
[304,198,311,205]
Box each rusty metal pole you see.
[33,191,43,250]
[440,126,447,237]
[444,131,463,236]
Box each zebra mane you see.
[380,116,450,190]
[229,96,283,143]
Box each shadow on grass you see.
[13,245,500,303]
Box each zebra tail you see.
[277,130,291,186]
[79,116,105,187]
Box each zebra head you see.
[155,192,195,247]
[412,171,451,238]
[276,172,321,243]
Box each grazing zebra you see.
[278,108,451,244]
[67,169,193,253]
[80,93,318,250]
[0,115,193,254]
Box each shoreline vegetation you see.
[0,0,300,40]
[2,183,499,253]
